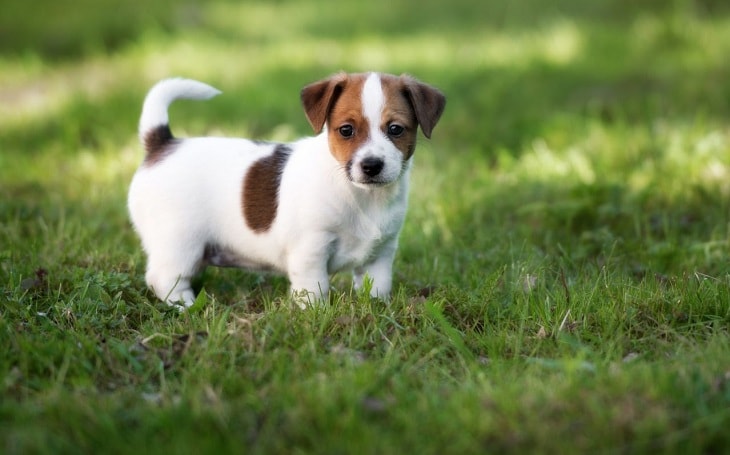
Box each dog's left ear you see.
[301,73,348,134]
[400,75,446,139]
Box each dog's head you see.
[301,72,445,188]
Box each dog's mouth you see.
[345,159,399,188]
[349,175,393,187]
[347,173,396,188]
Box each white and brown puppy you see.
[128,72,445,308]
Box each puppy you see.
[128,72,445,308]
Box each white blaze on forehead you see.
[348,72,406,187]
[361,73,384,134]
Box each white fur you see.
[128,75,411,308]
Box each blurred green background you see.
[3,0,730,148]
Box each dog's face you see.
[301,72,445,188]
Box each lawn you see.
[1,0,730,453]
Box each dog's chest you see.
[326,199,404,272]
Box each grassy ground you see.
[2,0,730,453]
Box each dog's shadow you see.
[190,268,288,311]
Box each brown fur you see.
[242,145,292,232]
[398,75,446,139]
[143,124,178,166]
[300,72,348,134]
[324,74,371,165]
[380,75,420,159]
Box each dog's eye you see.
[387,124,405,137]
[338,125,354,138]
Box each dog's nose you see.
[361,157,384,177]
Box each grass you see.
[2,0,730,453]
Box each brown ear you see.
[300,73,348,133]
[400,75,446,139]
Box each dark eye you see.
[387,124,405,137]
[338,124,354,138]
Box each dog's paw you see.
[164,289,197,311]
[289,288,326,309]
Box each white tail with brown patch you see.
[138,78,221,146]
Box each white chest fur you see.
[274,136,410,277]
[325,178,409,273]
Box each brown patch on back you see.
[143,124,179,166]
[242,144,292,233]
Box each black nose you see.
[361,157,384,177]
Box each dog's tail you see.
[139,78,221,155]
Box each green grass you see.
[2,0,730,453]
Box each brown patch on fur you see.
[242,144,292,233]
[143,124,179,166]
[398,75,446,139]
[379,75,420,159]
[301,73,371,166]
[300,72,348,134]
[325,74,370,166]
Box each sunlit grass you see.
[510,121,730,198]
[1,23,585,124]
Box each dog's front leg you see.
[354,238,398,300]
[287,240,331,307]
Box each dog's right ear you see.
[300,73,348,134]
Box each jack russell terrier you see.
[128,72,445,308]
